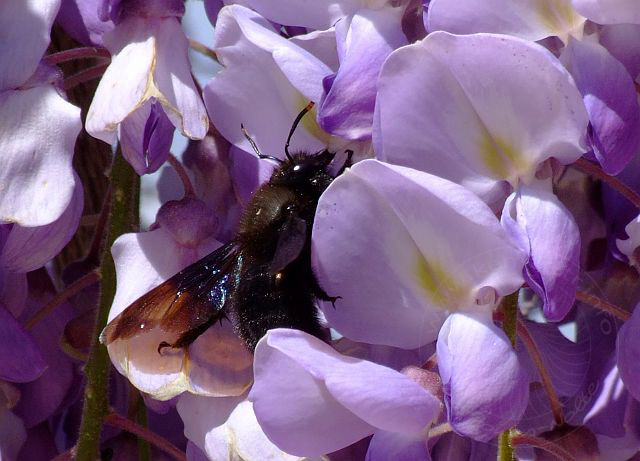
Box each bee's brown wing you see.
[101,242,239,345]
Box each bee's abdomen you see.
[232,257,326,351]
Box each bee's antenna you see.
[241,123,283,164]
[285,101,315,161]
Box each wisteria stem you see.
[572,157,640,209]
[576,290,631,321]
[511,433,576,461]
[76,151,140,461]
[24,271,100,330]
[167,153,196,197]
[517,319,564,425]
[64,63,110,90]
[189,39,219,62]
[135,398,152,461]
[105,413,187,461]
[45,46,110,65]
[497,292,520,461]
[498,429,515,461]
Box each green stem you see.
[502,291,519,347]
[136,398,152,461]
[497,292,520,461]
[498,429,515,461]
[76,151,140,460]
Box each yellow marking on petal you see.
[536,0,586,42]
[479,131,528,184]
[415,254,467,310]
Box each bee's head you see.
[270,150,336,191]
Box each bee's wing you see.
[101,242,239,345]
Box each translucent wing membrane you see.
[101,242,239,346]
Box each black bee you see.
[101,103,352,352]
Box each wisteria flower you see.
[86,1,208,173]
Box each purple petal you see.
[0,86,81,226]
[318,6,407,140]
[238,0,361,29]
[1,176,83,273]
[14,295,74,427]
[204,0,224,25]
[177,393,244,454]
[155,197,218,248]
[87,16,207,143]
[205,5,333,157]
[617,303,640,401]
[437,312,530,442]
[56,0,115,46]
[366,430,431,461]
[524,320,591,397]
[427,0,585,41]
[0,306,46,383]
[562,38,640,175]
[106,229,251,399]
[600,24,640,81]
[120,102,175,175]
[313,160,525,349]
[572,0,640,25]
[502,181,580,321]
[250,329,439,456]
[0,269,27,318]
[0,409,26,460]
[0,0,60,89]
[374,32,588,198]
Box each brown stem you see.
[189,39,219,62]
[45,47,110,65]
[575,290,631,321]
[572,158,640,209]
[24,271,100,331]
[167,153,196,197]
[104,413,187,461]
[517,319,564,425]
[511,434,577,461]
[64,63,110,90]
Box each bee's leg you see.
[310,276,341,309]
[336,149,354,176]
[157,312,227,355]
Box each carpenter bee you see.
[101,102,352,352]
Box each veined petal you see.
[375,32,588,194]
[313,160,526,349]
[0,86,80,226]
[427,0,585,42]
[0,0,60,89]
[502,180,580,322]
[437,312,530,442]
[572,0,640,25]
[562,38,640,175]
[617,303,640,401]
[249,329,439,456]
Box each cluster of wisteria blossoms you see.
[2,0,640,459]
